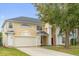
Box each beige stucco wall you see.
[12,22,40,47]
[2,21,41,47]
[43,23,52,45]
[12,22,37,38]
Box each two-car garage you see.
[14,36,41,47]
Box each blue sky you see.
[0,3,38,31]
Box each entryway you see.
[51,38,53,45]
[41,36,47,46]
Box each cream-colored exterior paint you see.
[43,23,52,45]
[12,22,37,37]
[44,23,65,45]
[2,21,66,47]
[2,21,41,47]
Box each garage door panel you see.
[14,36,41,46]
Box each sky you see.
[0,3,38,31]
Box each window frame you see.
[37,26,42,31]
[21,24,30,28]
[8,22,13,28]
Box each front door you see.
[7,34,13,47]
[41,36,47,46]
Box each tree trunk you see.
[51,25,56,46]
[52,28,56,46]
[65,31,70,48]
[77,28,79,44]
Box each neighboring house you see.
[2,16,78,47]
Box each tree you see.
[0,32,2,46]
[69,4,79,44]
[0,32,2,40]
[34,3,61,45]
[58,3,79,48]
[34,3,71,48]
[34,3,79,48]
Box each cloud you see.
[0,16,5,19]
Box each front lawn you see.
[0,47,30,56]
[43,46,79,56]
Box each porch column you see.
[47,25,52,45]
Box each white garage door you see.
[14,36,41,47]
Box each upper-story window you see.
[37,26,42,31]
[21,24,30,28]
[8,22,13,28]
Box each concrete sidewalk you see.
[17,47,74,56]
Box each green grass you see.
[43,45,79,56]
[0,47,30,56]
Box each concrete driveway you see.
[17,47,74,56]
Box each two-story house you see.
[2,16,78,47]
[2,17,43,47]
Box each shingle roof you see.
[2,16,41,27]
[7,16,41,25]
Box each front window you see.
[37,26,42,30]
[62,37,65,43]
[21,24,30,28]
[9,22,13,28]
